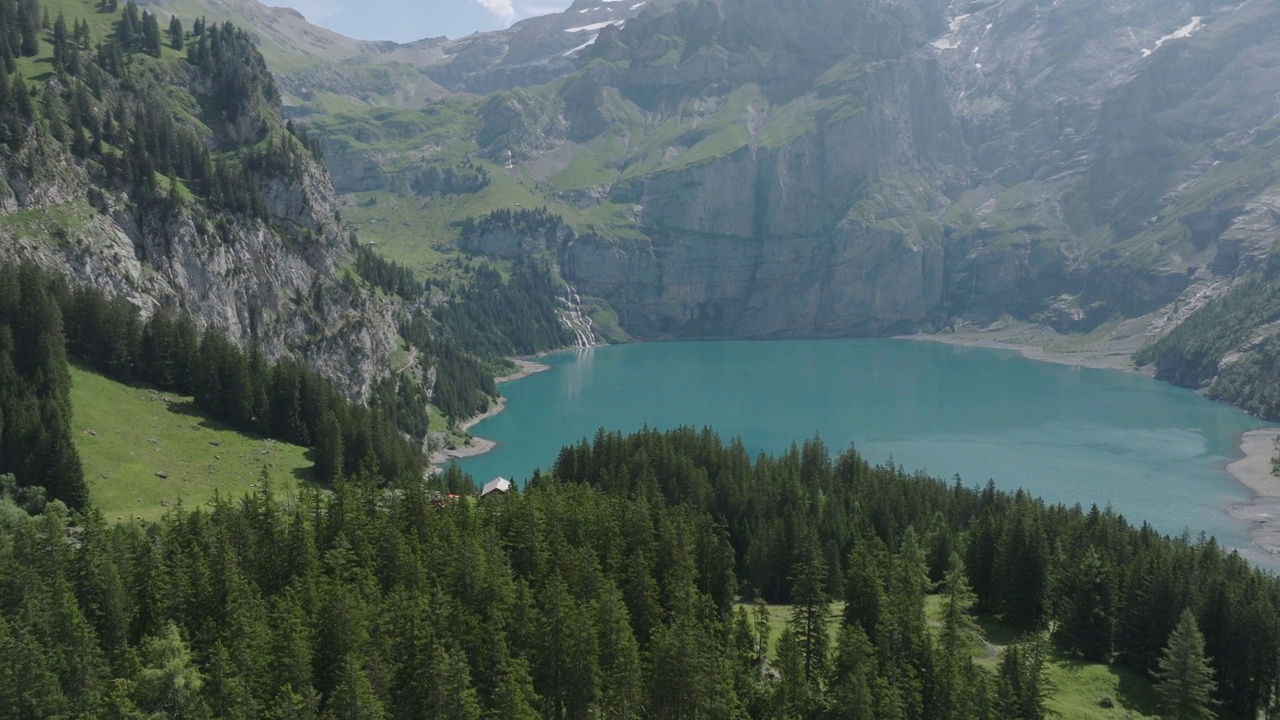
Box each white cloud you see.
[475,0,518,23]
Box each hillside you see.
[2,425,1275,719]
[0,0,599,469]
[260,0,1280,378]
[133,0,674,114]
[0,0,409,404]
[69,364,313,522]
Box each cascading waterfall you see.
[560,284,597,349]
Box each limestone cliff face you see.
[302,0,1280,344]
[553,2,964,337]
[0,134,401,403]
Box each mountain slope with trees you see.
[1,423,1277,719]
[0,0,583,453]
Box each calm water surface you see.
[456,340,1272,559]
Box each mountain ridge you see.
[288,0,1280,358]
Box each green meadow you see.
[69,365,314,522]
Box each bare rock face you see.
[550,2,964,338]
[274,0,1280,346]
[0,147,401,403]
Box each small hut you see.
[480,477,512,498]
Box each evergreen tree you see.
[935,553,982,720]
[168,15,183,50]
[996,633,1052,720]
[1055,546,1113,662]
[131,623,210,718]
[595,585,642,720]
[827,625,877,720]
[1154,609,1218,720]
[790,539,832,683]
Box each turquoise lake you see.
[456,339,1272,559]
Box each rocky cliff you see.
[0,21,413,405]
[0,139,402,403]
[295,0,1280,349]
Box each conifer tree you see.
[132,623,209,718]
[1056,546,1113,661]
[426,643,482,720]
[936,554,983,720]
[1154,609,1218,720]
[790,538,832,682]
[18,0,39,56]
[996,633,1052,720]
[595,585,642,720]
[827,625,877,720]
[168,16,183,50]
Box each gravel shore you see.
[1226,429,1280,557]
[428,358,553,471]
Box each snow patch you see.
[563,34,599,56]
[928,12,971,52]
[630,1,645,8]
[564,19,625,32]
[1141,16,1202,57]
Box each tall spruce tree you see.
[1154,609,1218,720]
[790,538,832,683]
[168,16,183,50]
[996,633,1052,720]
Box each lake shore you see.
[428,358,553,472]
[1226,428,1280,557]
[895,326,1147,374]
[495,358,552,386]
[904,328,1280,557]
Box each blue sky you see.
[273,0,575,42]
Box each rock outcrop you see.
[295,0,1280,346]
[0,116,403,405]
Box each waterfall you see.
[559,284,597,349]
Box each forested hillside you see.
[0,0,581,448]
[1,424,1276,719]
[0,261,423,499]
[1136,274,1280,420]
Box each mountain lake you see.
[455,339,1275,562]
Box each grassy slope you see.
[69,365,313,523]
[742,597,1161,719]
[737,602,846,657]
[319,44,869,282]
[922,595,1161,720]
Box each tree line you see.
[0,422,1268,718]
[433,260,574,361]
[0,264,88,509]
[2,262,424,495]
[553,427,1280,719]
[350,245,573,426]
[0,0,310,224]
[353,241,427,302]
[457,206,566,247]
[411,158,490,197]
[1136,274,1280,420]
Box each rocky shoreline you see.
[896,322,1149,374]
[1226,429,1280,558]
[427,358,552,472]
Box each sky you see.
[272,0,575,43]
